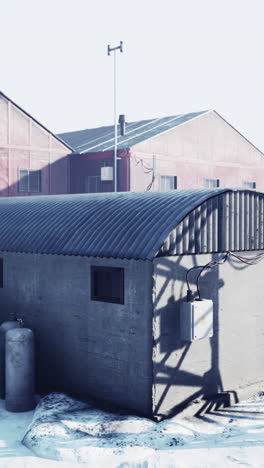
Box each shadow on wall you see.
[153,254,239,420]
[0,154,72,197]
[0,152,129,197]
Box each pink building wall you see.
[0,93,71,197]
[130,111,264,192]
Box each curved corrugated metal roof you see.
[0,190,233,260]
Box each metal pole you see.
[107,41,123,193]
[114,50,117,192]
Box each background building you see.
[0,91,72,197]
[59,111,264,193]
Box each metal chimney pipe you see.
[119,114,126,136]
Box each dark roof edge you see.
[213,110,264,158]
[0,90,74,152]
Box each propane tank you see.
[0,318,20,399]
[5,323,35,412]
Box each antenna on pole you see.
[107,41,123,193]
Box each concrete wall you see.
[0,252,153,415]
[153,254,264,419]
[130,111,264,191]
[0,94,71,196]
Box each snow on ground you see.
[0,392,264,467]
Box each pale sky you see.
[1,0,264,150]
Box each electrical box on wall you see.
[101,166,113,181]
[180,299,213,341]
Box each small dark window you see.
[91,266,124,304]
[0,258,3,288]
[18,169,41,193]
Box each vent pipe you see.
[119,114,126,136]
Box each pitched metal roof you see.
[58,111,209,154]
[0,91,73,152]
[0,189,232,260]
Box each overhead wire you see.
[186,251,264,300]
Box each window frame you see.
[84,175,102,193]
[160,175,177,191]
[18,168,41,193]
[91,265,124,304]
[204,178,220,188]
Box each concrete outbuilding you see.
[0,189,263,419]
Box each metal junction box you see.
[180,299,213,341]
[101,166,113,181]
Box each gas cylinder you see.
[5,326,35,412]
[0,319,20,399]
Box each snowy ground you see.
[0,392,264,468]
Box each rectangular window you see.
[204,178,220,188]
[160,175,177,191]
[18,169,41,193]
[243,181,256,189]
[91,266,124,304]
[85,175,102,193]
[0,258,3,288]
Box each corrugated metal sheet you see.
[58,112,208,154]
[0,189,262,260]
[0,189,229,260]
[158,191,264,256]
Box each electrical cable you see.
[196,252,230,300]
[146,173,155,191]
[186,265,205,291]
[185,251,264,301]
